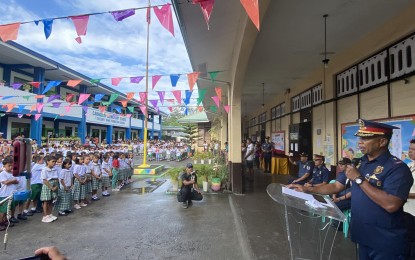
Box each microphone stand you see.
[0,191,15,251]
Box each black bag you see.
[191,190,203,201]
[177,190,184,202]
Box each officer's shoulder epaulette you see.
[391,156,403,165]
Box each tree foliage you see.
[182,124,199,145]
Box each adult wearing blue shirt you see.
[288,152,313,185]
[288,119,413,259]
[304,154,329,187]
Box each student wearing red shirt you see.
[111,154,120,191]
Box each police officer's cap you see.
[355,119,399,138]
[313,154,325,161]
[266,136,270,139]
[186,163,193,168]
[337,157,351,165]
[299,152,308,157]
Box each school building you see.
[0,41,164,144]
[173,0,415,193]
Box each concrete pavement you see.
[0,158,355,259]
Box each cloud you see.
[0,0,197,113]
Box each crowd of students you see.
[0,147,135,230]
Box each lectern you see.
[267,183,346,260]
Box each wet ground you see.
[0,157,355,260]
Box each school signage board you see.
[86,108,130,128]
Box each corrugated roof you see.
[177,111,209,123]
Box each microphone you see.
[345,158,361,186]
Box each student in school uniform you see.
[101,155,111,197]
[0,157,18,230]
[40,156,59,223]
[56,159,73,216]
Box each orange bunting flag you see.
[29,82,41,88]
[0,23,21,42]
[240,0,260,30]
[126,92,135,100]
[187,72,199,91]
[35,95,45,99]
[197,106,203,112]
[30,104,36,112]
[66,94,75,102]
[120,100,128,108]
[98,106,106,113]
[215,87,222,101]
[67,79,82,87]
[6,103,16,112]
[111,77,122,86]
[34,114,42,121]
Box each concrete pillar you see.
[0,116,8,139]
[126,126,131,140]
[30,67,45,144]
[106,125,113,144]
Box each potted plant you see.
[164,167,184,192]
[195,164,210,192]
[193,152,201,164]
[210,163,222,191]
[200,152,206,164]
[206,151,213,164]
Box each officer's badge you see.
[369,174,379,181]
[376,180,382,187]
[374,166,384,175]
[306,166,310,170]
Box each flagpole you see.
[140,0,151,168]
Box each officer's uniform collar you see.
[362,150,391,164]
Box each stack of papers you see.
[282,187,333,208]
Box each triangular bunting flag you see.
[130,76,144,84]
[157,91,165,105]
[75,36,82,44]
[47,94,60,103]
[18,114,23,118]
[0,23,20,42]
[17,105,25,113]
[168,107,173,112]
[94,93,105,102]
[215,87,222,101]
[111,77,122,86]
[66,94,75,102]
[52,102,61,108]
[82,106,88,113]
[127,106,135,113]
[223,105,230,113]
[70,15,89,37]
[126,92,135,100]
[64,106,72,113]
[112,9,136,21]
[108,93,119,104]
[6,103,16,112]
[30,104,36,112]
[240,0,260,30]
[149,100,158,108]
[98,106,106,113]
[113,105,121,113]
[140,106,147,117]
[78,93,90,105]
[12,83,22,90]
[67,79,82,87]
[199,0,215,30]
[126,114,132,118]
[187,72,199,91]
[35,114,42,121]
[29,82,41,88]
[152,75,162,89]
[22,96,31,101]
[197,106,203,112]
[170,74,180,87]
[35,95,45,99]
[42,19,53,39]
[172,90,182,104]
[90,79,101,84]
[210,105,217,113]
[212,96,220,107]
[184,90,193,105]
[153,3,175,36]
[197,89,207,105]
[120,100,128,108]
[36,103,44,113]
[42,80,61,94]
[139,92,147,104]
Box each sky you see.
[0,0,196,114]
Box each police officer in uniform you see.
[288,119,413,259]
[288,152,313,185]
[304,154,330,187]
[262,136,273,173]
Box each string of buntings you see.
[0,1,259,43]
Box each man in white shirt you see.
[244,138,255,181]
[0,157,19,230]
[404,139,415,215]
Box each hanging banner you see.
[86,108,130,128]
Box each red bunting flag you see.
[153,3,175,37]
[120,100,128,107]
[172,90,182,104]
[35,95,45,99]
[215,87,222,101]
[240,0,260,31]
[168,107,173,112]
[78,93,90,105]
[67,79,82,87]
[0,23,21,42]
[152,75,162,89]
[98,106,106,113]
[29,82,41,88]
[197,106,203,112]
[111,77,122,86]
[198,0,215,30]
[187,72,199,91]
